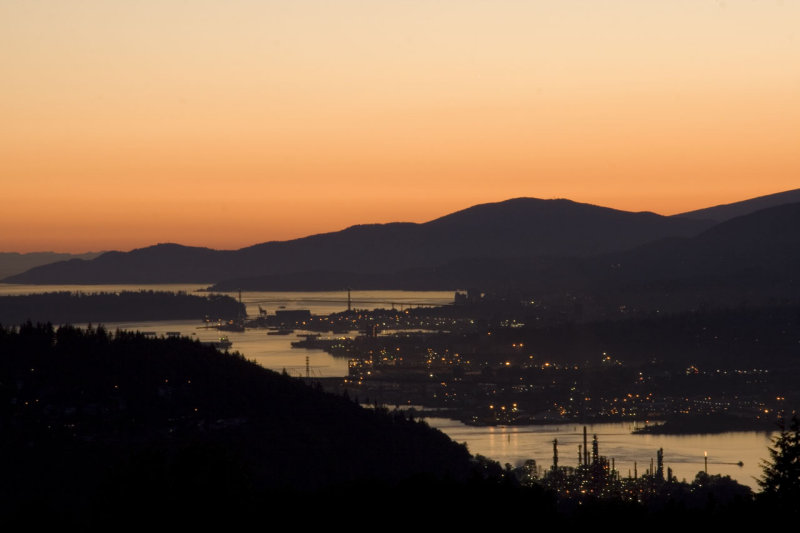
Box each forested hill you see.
[0,291,244,326]
[0,324,480,525]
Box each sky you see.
[2,1,798,253]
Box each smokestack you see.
[552,439,559,471]
[583,426,589,466]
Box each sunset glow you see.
[2,1,798,252]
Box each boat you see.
[202,336,233,350]
[216,319,245,332]
[267,328,294,336]
[291,333,326,349]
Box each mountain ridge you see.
[3,197,713,284]
[207,202,800,317]
[5,190,800,289]
[675,188,800,223]
[0,251,102,279]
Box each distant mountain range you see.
[674,188,800,222]
[2,198,712,284]
[4,189,800,308]
[0,251,102,280]
[211,201,800,308]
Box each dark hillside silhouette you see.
[0,251,101,279]
[676,188,800,223]
[582,201,800,309]
[0,324,478,525]
[3,198,711,284]
[211,202,800,311]
[0,291,244,325]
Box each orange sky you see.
[2,1,798,252]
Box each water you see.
[425,418,776,489]
[0,283,210,296]
[0,284,455,378]
[0,284,454,317]
[0,283,777,489]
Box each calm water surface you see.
[0,284,454,377]
[1,284,777,488]
[425,418,776,489]
[0,284,454,317]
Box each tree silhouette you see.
[758,415,800,507]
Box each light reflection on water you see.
[0,283,210,296]
[425,418,776,489]
[1,285,778,489]
[0,286,455,378]
[0,284,456,318]
[98,318,352,378]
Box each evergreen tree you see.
[758,415,800,507]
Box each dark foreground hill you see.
[3,198,710,284]
[0,324,486,526]
[1,327,787,527]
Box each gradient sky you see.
[2,1,798,252]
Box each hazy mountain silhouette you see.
[675,188,800,223]
[3,198,710,284]
[402,202,800,310]
[212,202,800,310]
[0,251,102,279]
[2,244,228,284]
[609,201,800,280]
[584,201,800,308]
